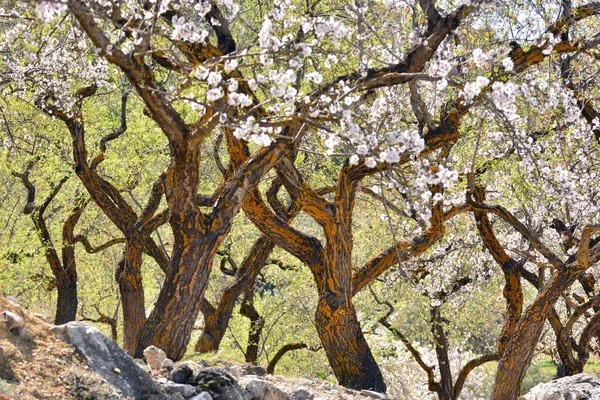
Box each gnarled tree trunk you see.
[492,265,592,399]
[116,239,146,356]
[314,164,386,392]
[195,301,227,354]
[240,285,264,364]
[136,236,221,360]
[195,236,275,354]
[315,295,385,392]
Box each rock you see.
[2,311,24,334]
[189,393,214,400]
[5,297,18,305]
[52,321,166,399]
[171,394,185,400]
[162,358,175,371]
[34,313,49,323]
[197,359,210,367]
[144,345,168,373]
[519,373,600,399]
[164,382,197,397]
[243,365,267,376]
[190,368,250,400]
[292,386,313,400]
[246,380,267,399]
[246,379,290,400]
[170,361,203,384]
[227,365,241,379]
[360,390,387,399]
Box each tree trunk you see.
[195,236,275,353]
[135,237,220,360]
[195,299,231,353]
[315,295,386,392]
[116,240,146,356]
[431,305,452,400]
[492,267,584,400]
[55,279,78,325]
[312,164,386,393]
[240,286,264,364]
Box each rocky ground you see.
[2,295,599,400]
[0,296,385,400]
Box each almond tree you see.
[11,0,483,370]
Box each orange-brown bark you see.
[470,186,523,355]
[492,235,600,400]
[194,236,275,353]
[520,266,582,375]
[116,240,146,356]
[312,164,386,392]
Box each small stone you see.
[247,379,267,399]
[170,361,203,384]
[293,387,313,400]
[227,365,241,379]
[34,313,49,323]
[243,365,267,376]
[247,379,289,400]
[113,367,121,375]
[197,359,210,367]
[164,382,197,397]
[189,393,213,400]
[360,390,387,399]
[144,345,168,373]
[162,358,175,371]
[170,394,184,400]
[157,377,168,384]
[2,311,24,333]
[192,369,249,399]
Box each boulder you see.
[144,345,168,373]
[519,373,600,400]
[246,379,290,400]
[52,321,166,399]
